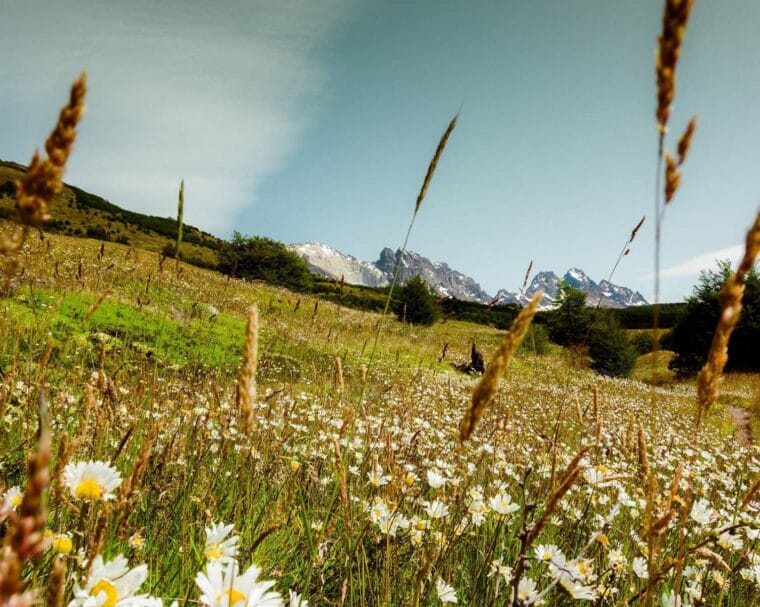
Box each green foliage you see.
[547,283,592,346]
[629,331,659,356]
[217,232,314,292]
[588,316,638,377]
[0,180,15,197]
[612,303,686,329]
[664,261,760,375]
[394,275,439,326]
[518,324,551,355]
[71,185,220,250]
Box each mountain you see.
[494,268,647,309]
[288,243,492,302]
[374,248,492,303]
[0,159,223,268]
[289,243,648,309]
[287,242,389,288]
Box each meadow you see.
[2,0,760,605]
[1,224,758,606]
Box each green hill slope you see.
[0,159,222,268]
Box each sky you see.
[2,0,759,303]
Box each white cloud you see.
[641,244,744,281]
[0,0,355,233]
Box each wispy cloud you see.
[0,0,355,233]
[641,244,744,281]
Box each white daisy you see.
[424,500,449,519]
[68,554,149,607]
[204,522,239,563]
[435,578,457,604]
[2,486,23,512]
[689,499,713,527]
[287,590,307,607]
[632,557,649,579]
[427,470,447,489]
[196,560,283,607]
[64,461,122,501]
[488,493,519,516]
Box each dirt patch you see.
[727,406,752,447]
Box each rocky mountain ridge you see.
[289,242,648,309]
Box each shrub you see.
[629,331,658,356]
[663,261,760,375]
[394,275,439,326]
[519,324,551,355]
[589,317,638,377]
[547,283,592,346]
[217,232,314,292]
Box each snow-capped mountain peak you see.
[288,242,648,309]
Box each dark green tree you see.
[663,261,760,375]
[395,275,439,326]
[588,316,638,377]
[217,232,314,292]
[547,283,592,346]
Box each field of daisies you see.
[1,230,758,607]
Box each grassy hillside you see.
[0,159,222,269]
[1,226,757,606]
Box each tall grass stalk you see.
[175,179,184,271]
[364,113,458,378]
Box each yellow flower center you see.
[75,480,103,500]
[11,495,22,507]
[90,579,118,607]
[52,536,73,554]
[216,589,247,606]
[204,544,223,560]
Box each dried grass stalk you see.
[415,114,458,214]
[696,211,760,428]
[0,401,51,603]
[45,556,66,607]
[677,116,697,163]
[15,74,87,227]
[1,74,86,285]
[459,292,542,442]
[655,0,696,131]
[237,304,259,434]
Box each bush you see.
[547,283,592,346]
[629,331,658,356]
[518,324,551,355]
[589,317,638,377]
[217,232,314,292]
[394,275,439,326]
[663,261,760,375]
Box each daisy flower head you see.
[424,499,449,520]
[435,578,457,604]
[488,492,519,517]
[287,590,307,607]
[2,486,23,512]
[51,533,74,555]
[68,554,148,607]
[534,544,562,563]
[427,469,447,489]
[64,461,122,501]
[196,560,283,607]
[204,522,239,563]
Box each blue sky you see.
[2,1,759,302]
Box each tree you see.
[663,261,760,375]
[547,283,592,346]
[588,316,638,377]
[217,232,314,292]
[395,275,439,326]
